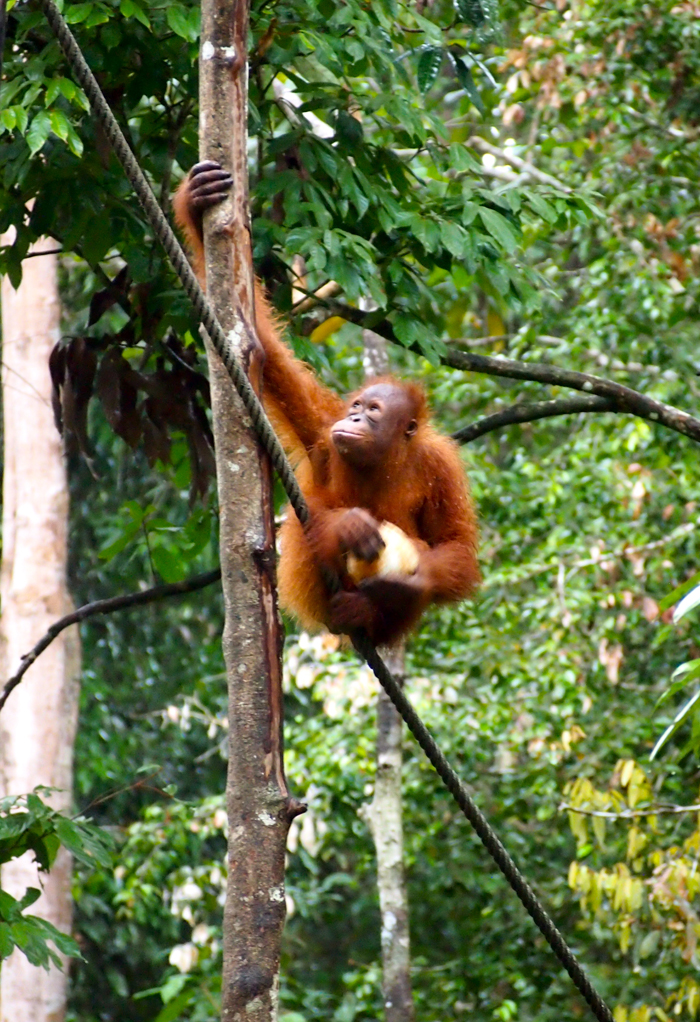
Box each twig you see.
[271,77,334,139]
[560,802,700,820]
[446,333,512,347]
[479,164,528,186]
[0,568,221,712]
[467,136,573,194]
[292,279,342,313]
[453,395,614,443]
[566,522,694,572]
[624,107,695,141]
[79,772,173,815]
[22,247,63,259]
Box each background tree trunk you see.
[365,651,415,1022]
[196,3,299,1020]
[361,317,415,1022]
[0,236,81,1022]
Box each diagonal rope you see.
[35,3,613,1018]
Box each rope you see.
[36,4,613,1018]
[37,0,306,524]
[355,634,613,1022]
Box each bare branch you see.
[624,107,696,141]
[22,247,64,259]
[446,334,512,347]
[561,802,700,820]
[292,280,342,313]
[307,303,700,447]
[271,78,334,139]
[444,348,700,444]
[566,522,694,571]
[478,164,528,186]
[0,568,221,712]
[453,395,614,443]
[467,136,573,194]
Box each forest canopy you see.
[1,1,700,1020]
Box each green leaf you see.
[638,931,661,960]
[18,888,41,912]
[392,312,422,347]
[0,109,17,132]
[449,143,481,173]
[9,920,31,950]
[410,215,441,252]
[417,47,443,94]
[66,128,84,158]
[49,109,71,143]
[478,207,520,253]
[30,830,61,871]
[13,107,28,134]
[45,79,61,107]
[440,221,468,259]
[656,661,700,709]
[98,522,141,561]
[527,192,558,225]
[315,144,338,178]
[120,0,150,27]
[0,923,14,960]
[335,110,363,148]
[659,570,700,613]
[0,890,19,920]
[454,0,486,27]
[152,547,186,584]
[64,2,94,23]
[31,917,83,959]
[160,972,189,1004]
[166,5,194,40]
[59,78,90,112]
[152,988,195,1022]
[650,688,700,760]
[673,582,700,623]
[450,55,485,114]
[26,111,51,156]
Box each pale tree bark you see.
[197,3,301,1021]
[0,236,81,1022]
[361,319,415,1022]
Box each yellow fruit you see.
[346,522,420,583]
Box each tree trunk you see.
[361,318,415,1022]
[0,236,81,1022]
[363,647,415,1022]
[196,4,300,1021]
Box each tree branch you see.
[467,136,573,194]
[560,802,700,820]
[0,568,221,712]
[317,303,700,446]
[453,395,615,443]
[443,348,700,444]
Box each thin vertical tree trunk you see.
[361,321,415,1022]
[0,236,81,1022]
[196,4,301,1021]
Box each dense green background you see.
[2,0,700,1019]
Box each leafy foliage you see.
[0,792,112,970]
[3,0,700,1020]
[51,331,215,501]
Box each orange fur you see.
[174,171,480,644]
